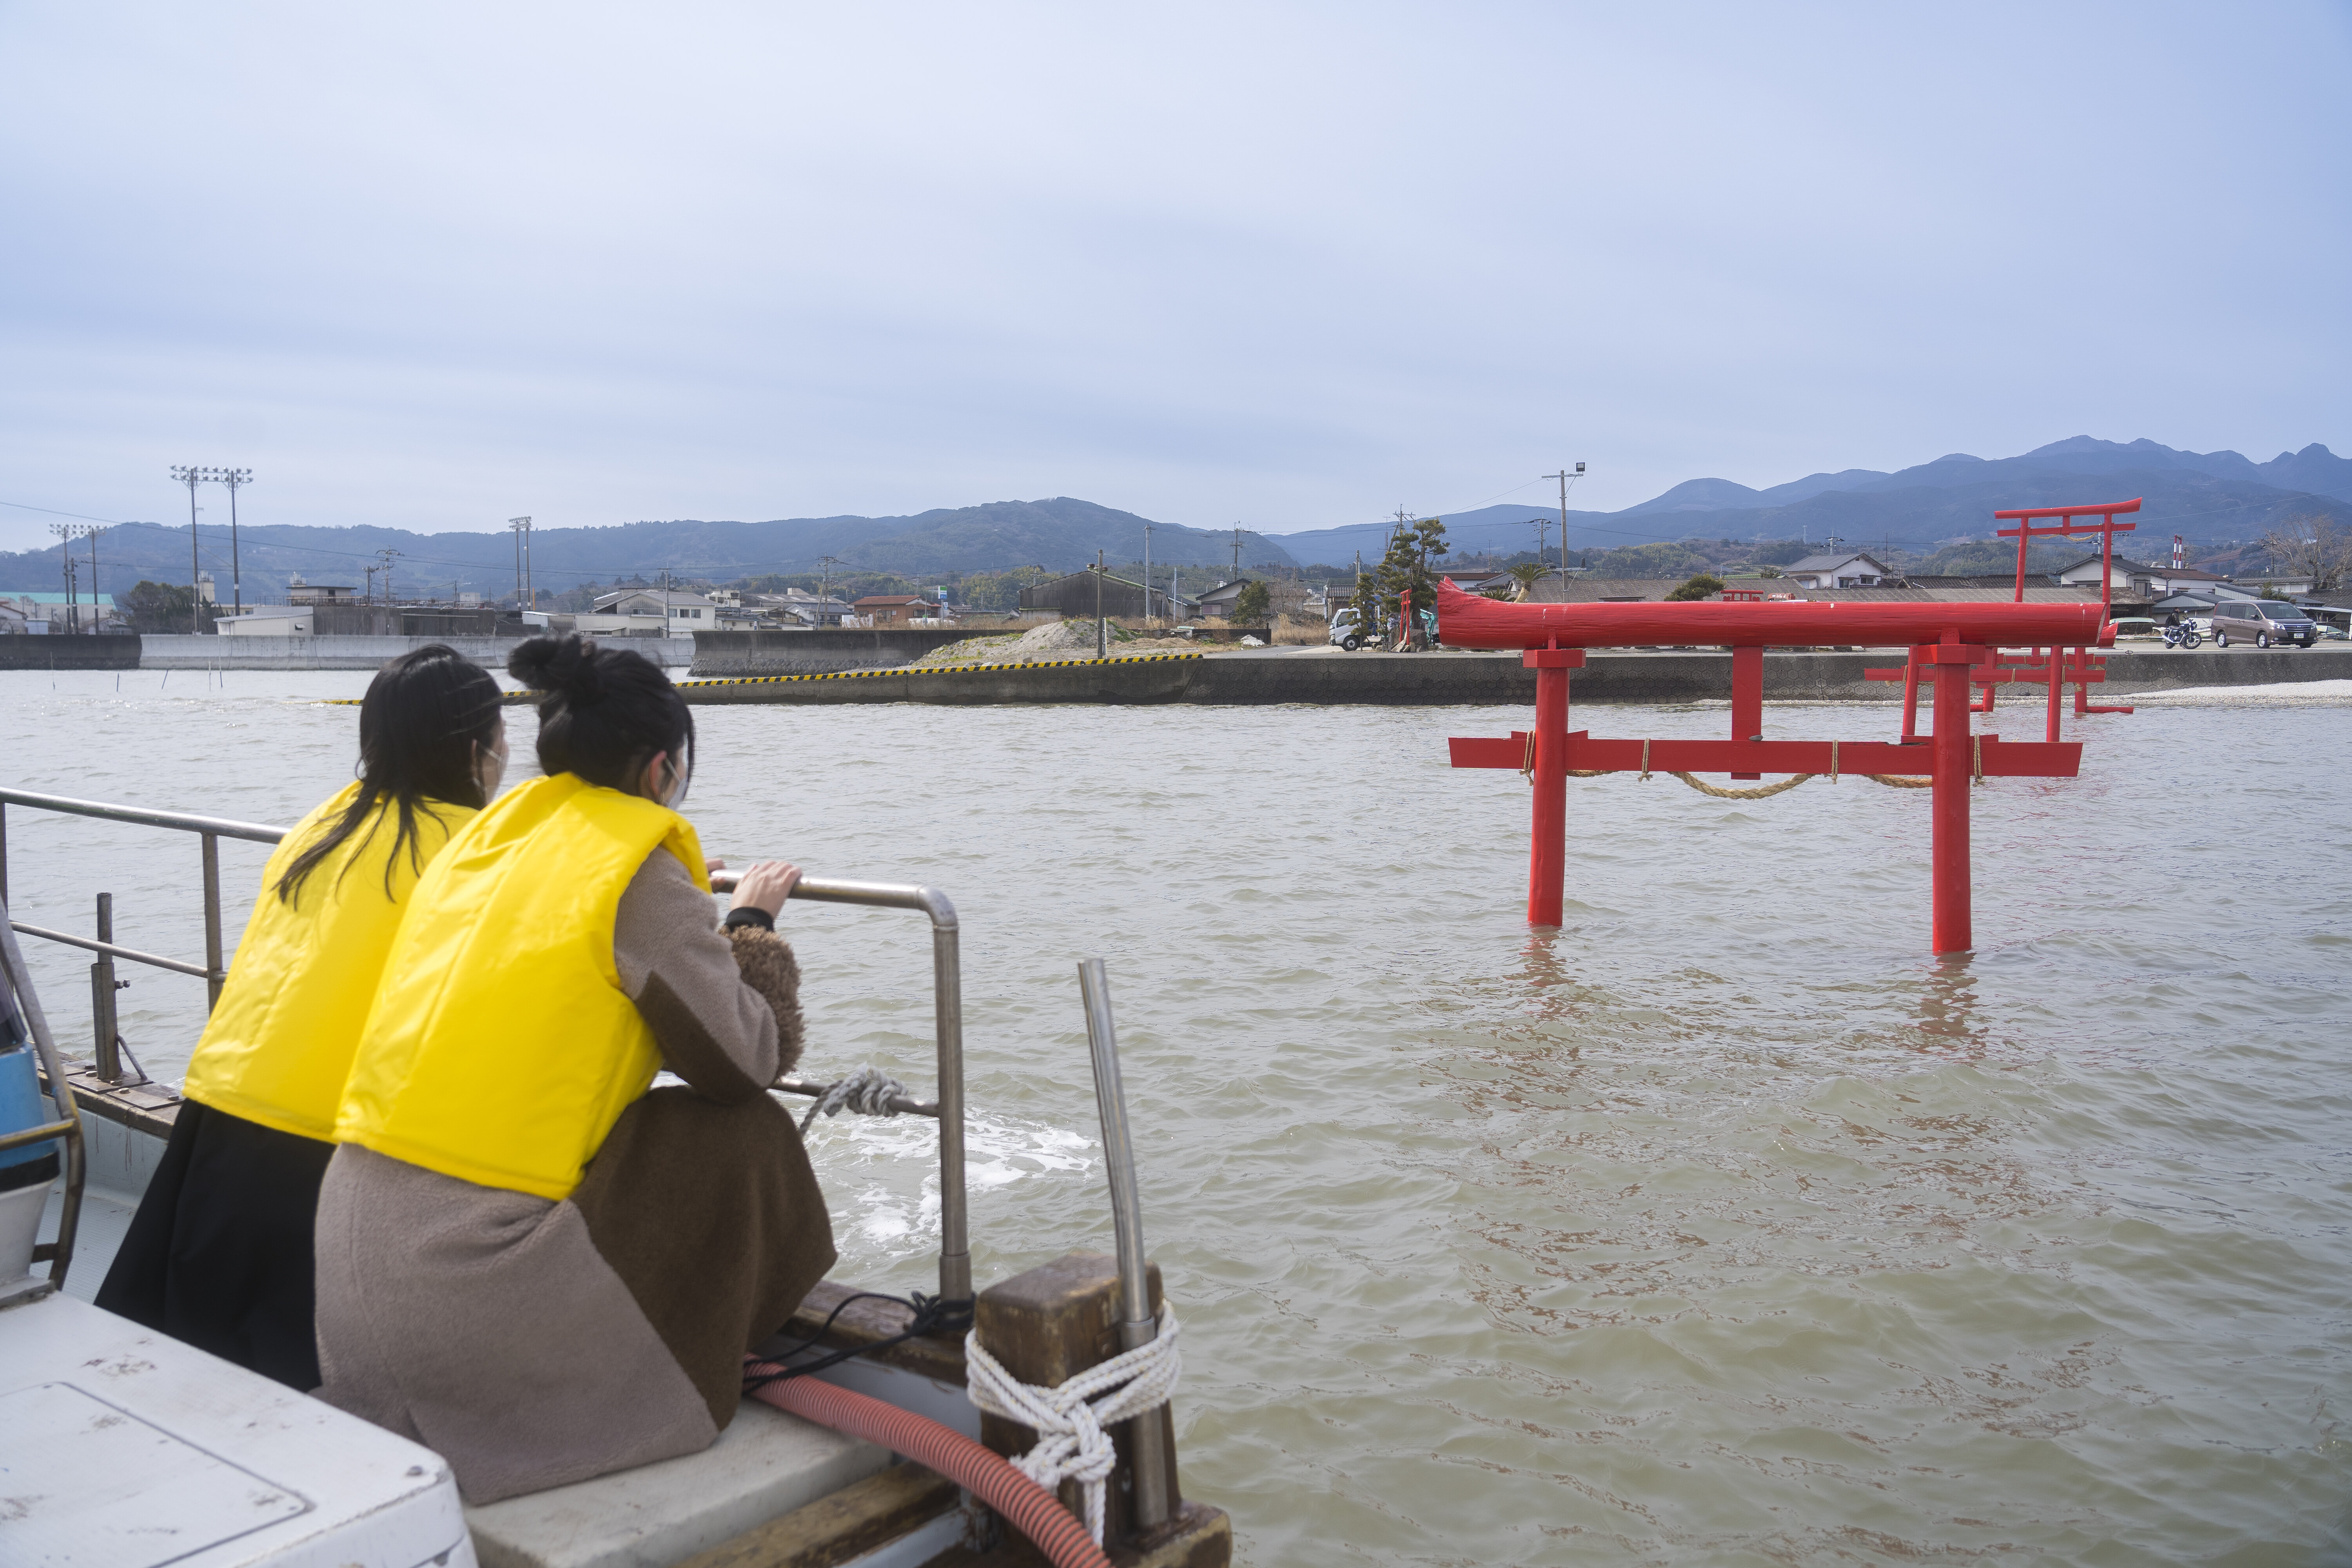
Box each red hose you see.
[744,1361,1112,1568]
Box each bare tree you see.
[2257,513,2352,594]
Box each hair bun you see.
[508,634,603,700]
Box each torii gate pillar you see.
[1526,647,1583,926]
[1926,640,1990,955]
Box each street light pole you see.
[1541,465,1586,575]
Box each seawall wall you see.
[137,634,696,670]
[673,646,2352,708]
[0,635,140,671]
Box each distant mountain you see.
[0,498,1298,599]
[5,437,2343,597]
[1269,437,2352,572]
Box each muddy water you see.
[4,668,2348,1564]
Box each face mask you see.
[477,725,509,799]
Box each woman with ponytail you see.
[314,633,834,1503]
[97,645,507,1390]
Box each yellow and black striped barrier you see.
[671,651,1205,689]
[319,651,1207,705]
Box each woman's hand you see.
[729,860,802,918]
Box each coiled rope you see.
[799,1064,913,1132]
[965,1308,1184,1546]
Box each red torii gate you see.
[1437,580,2114,955]
[1995,495,2142,719]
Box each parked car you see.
[2211,600,2318,648]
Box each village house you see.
[849,594,930,627]
[576,588,715,637]
[1779,552,1896,589]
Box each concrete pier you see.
[673,645,2352,707]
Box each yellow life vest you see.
[334,773,710,1202]
[181,783,474,1142]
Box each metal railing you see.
[0,904,87,1294]
[0,788,973,1303]
[0,788,283,1080]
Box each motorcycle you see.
[2161,622,2202,650]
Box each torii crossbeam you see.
[1437,581,2116,954]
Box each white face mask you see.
[650,751,689,807]
[476,719,510,800]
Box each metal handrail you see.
[0,788,973,1303]
[713,869,970,1301]
[0,901,86,1292]
[0,787,278,1029]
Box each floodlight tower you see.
[170,465,206,632]
[209,468,253,615]
[509,518,532,608]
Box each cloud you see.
[3,1,2347,551]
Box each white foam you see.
[808,1109,1094,1259]
[2135,678,2352,702]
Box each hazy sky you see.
[4,2,2347,552]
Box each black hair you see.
[276,645,506,905]
[508,634,694,802]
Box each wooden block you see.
[920,1500,1231,1568]
[670,1462,958,1568]
[973,1252,1181,1555]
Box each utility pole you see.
[818,555,841,605]
[363,564,379,603]
[1529,515,1551,572]
[84,524,103,632]
[47,525,80,633]
[376,548,401,606]
[1094,549,1107,659]
[509,518,526,608]
[1141,523,1153,624]
[171,465,205,633]
[1230,526,1242,582]
[1541,465,1585,575]
[211,468,252,615]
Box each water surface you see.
[4,668,2348,1565]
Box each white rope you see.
[964,1306,1183,1545]
[799,1065,912,1132]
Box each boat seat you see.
[464,1397,893,1568]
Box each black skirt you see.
[94,1099,334,1391]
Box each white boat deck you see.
[0,1290,472,1568]
[22,1108,960,1568]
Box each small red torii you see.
[1438,581,2115,955]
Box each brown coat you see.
[313,851,836,1502]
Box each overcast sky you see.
[3,2,2347,552]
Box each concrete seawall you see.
[690,627,1000,676]
[0,635,140,671]
[673,645,2352,707]
[136,634,696,670]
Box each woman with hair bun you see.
[314,633,834,1504]
[97,644,508,1390]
